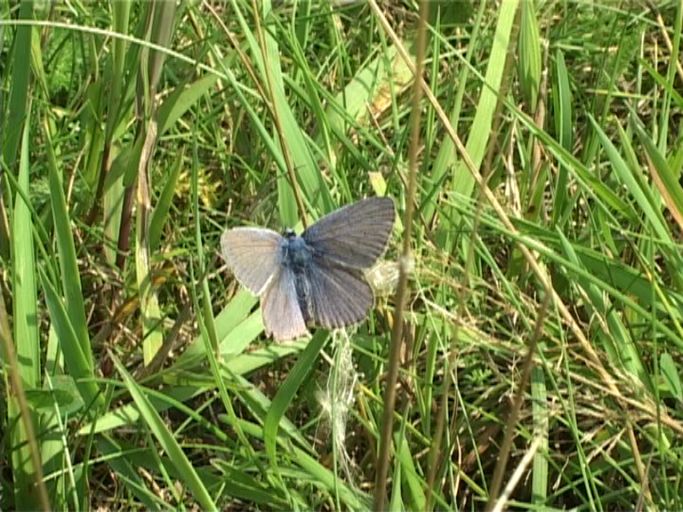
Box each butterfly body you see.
[221,197,395,341]
[280,231,315,323]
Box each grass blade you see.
[8,108,46,512]
[111,354,218,511]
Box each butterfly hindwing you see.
[302,197,395,269]
[261,266,309,341]
[306,258,373,329]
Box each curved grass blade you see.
[263,331,327,474]
[39,269,101,409]
[111,354,218,511]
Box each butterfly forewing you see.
[302,197,395,269]
[306,260,373,329]
[220,227,282,295]
[261,266,309,341]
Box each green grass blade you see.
[1,1,32,168]
[235,419,369,509]
[518,0,541,111]
[0,0,33,257]
[111,354,218,511]
[43,121,93,365]
[324,44,412,144]
[262,19,332,221]
[39,268,101,408]
[531,366,548,505]
[147,0,177,92]
[264,331,327,469]
[423,1,487,224]
[105,0,131,140]
[660,352,683,402]
[551,50,573,226]
[9,106,42,512]
[11,114,40,394]
[97,435,171,510]
[230,0,333,221]
[633,118,683,236]
[452,0,518,199]
[149,148,182,251]
[442,0,519,246]
[395,431,426,511]
[590,116,671,243]
[157,70,221,136]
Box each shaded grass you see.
[1,1,683,510]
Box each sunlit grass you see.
[1,1,683,510]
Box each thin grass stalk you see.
[479,9,551,506]
[370,2,650,491]
[188,138,270,482]
[0,279,49,512]
[0,195,8,260]
[373,1,428,510]
[472,8,535,504]
[652,3,683,82]
[204,1,270,120]
[203,2,307,222]
[85,1,131,226]
[0,19,228,77]
[425,327,459,509]
[115,184,135,271]
[426,26,517,499]
[490,436,544,512]
[530,44,550,219]
[485,292,551,510]
[250,0,308,227]
[424,23,520,502]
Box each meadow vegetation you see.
[1,1,683,510]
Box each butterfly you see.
[220,197,395,341]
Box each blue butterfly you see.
[221,197,395,341]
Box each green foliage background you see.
[1,1,683,510]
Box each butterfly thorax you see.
[281,231,313,271]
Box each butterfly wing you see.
[220,227,283,295]
[306,258,373,329]
[302,197,395,269]
[261,265,309,341]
